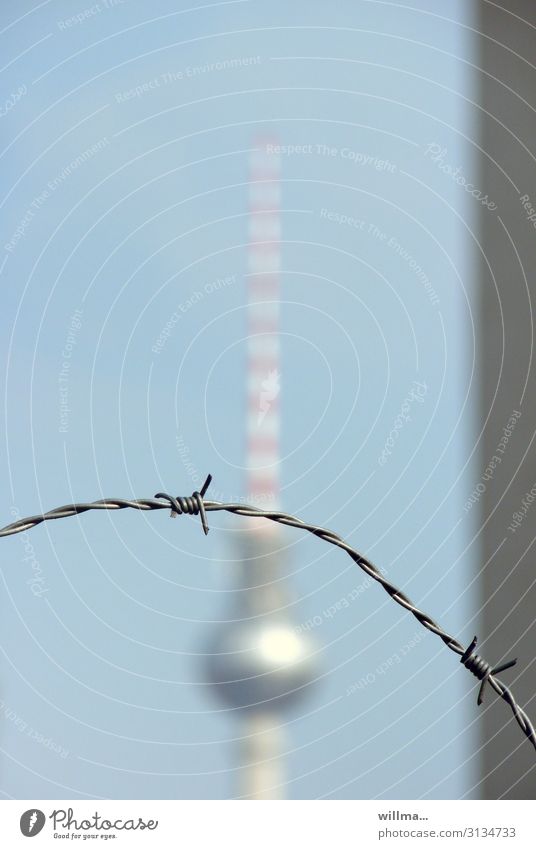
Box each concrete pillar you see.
[477,0,536,799]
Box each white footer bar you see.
[0,799,533,848]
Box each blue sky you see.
[0,0,481,798]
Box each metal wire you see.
[2,473,534,752]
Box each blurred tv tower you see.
[206,138,317,799]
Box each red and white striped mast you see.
[207,138,316,800]
[239,137,285,798]
[246,136,282,517]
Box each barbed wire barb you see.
[1,474,535,754]
[154,473,212,534]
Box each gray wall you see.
[478,0,536,799]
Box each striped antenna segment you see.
[246,137,282,511]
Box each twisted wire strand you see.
[1,474,534,752]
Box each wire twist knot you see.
[154,474,212,535]
[461,636,517,706]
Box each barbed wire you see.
[1,473,534,753]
